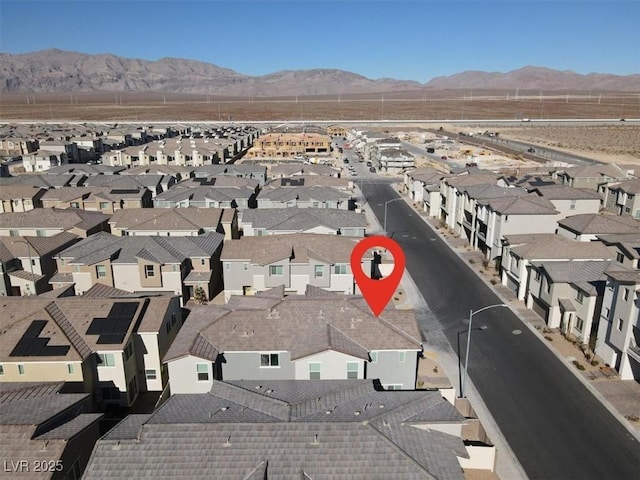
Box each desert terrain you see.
[1,89,638,164]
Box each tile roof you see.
[607,179,640,194]
[0,208,109,230]
[2,231,79,257]
[109,207,224,232]
[258,186,351,203]
[270,164,340,177]
[560,163,629,179]
[221,233,361,265]
[604,264,640,283]
[241,207,366,232]
[558,214,640,235]
[534,260,611,294]
[84,380,466,480]
[265,175,349,189]
[505,234,613,260]
[530,185,601,200]
[481,195,558,215]
[0,185,44,200]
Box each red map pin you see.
[350,236,406,317]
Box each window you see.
[269,265,283,276]
[385,384,402,391]
[576,290,584,304]
[36,229,46,237]
[144,265,155,278]
[623,288,630,301]
[617,252,625,263]
[9,229,18,237]
[98,353,116,367]
[100,202,110,209]
[70,202,80,209]
[347,362,358,379]
[309,362,321,380]
[535,270,541,281]
[196,363,209,381]
[625,207,631,213]
[314,265,324,278]
[576,317,584,332]
[370,351,378,363]
[617,319,624,331]
[570,200,576,210]
[334,264,347,275]
[145,369,157,380]
[96,264,107,278]
[17,364,25,375]
[260,353,280,367]
[67,363,74,374]
[399,351,406,363]
[243,262,249,271]
[604,307,610,318]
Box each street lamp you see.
[12,239,35,296]
[383,197,404,236]
[460,303,509,398]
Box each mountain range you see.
[1,49,638,95]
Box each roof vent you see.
[354,410,361,416]
[223,436,232,448]
[311,434,320,445]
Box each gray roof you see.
[164,292,421,363]
[480,195,558,215]
[459,184,527,200]
[258,186,351,203]
[0,208,109,230]
[242,207,366,232]
[0,393,89,425]
[530,185,601,200]
[83,380,466,480]
[558,214,640,235]
[533,260,612,294]
[58,231,223,266]
[506,234,613,260]
[154,184,254,204]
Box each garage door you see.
[505,275,519,296]
[531,296,549,322]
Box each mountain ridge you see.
[1,49,638,95]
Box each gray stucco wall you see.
[222,351,295,380]
[366,350,419,389]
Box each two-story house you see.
[440,173,497,231]
[193,164,267,187]
[595,265,640,380]
[164,290,422,393]
[604,179,640,218]
[219,233,371,300]
[51,231,224,302]
[0,232,80,296]
[500,233,613,302]
[152,180,258,209]
[0,208,110,238]
[0,296,182,407]
[41,186,152,213]
[0,185,45,213]
[108,207,238,240]
[557,214,640,241]
[240,208,367,237]
[257,186,352,210]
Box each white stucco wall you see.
[293,350,364,380]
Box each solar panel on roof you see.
[85,302,139,345]
[110,189,140,195]
[10,320,71,357]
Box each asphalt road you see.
[363,181,640,480]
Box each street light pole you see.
[383,197,403,236]
[461,303,509,398]
[12,239,35,296]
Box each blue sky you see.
[1,1,638,82]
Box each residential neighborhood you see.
[1,120,639,479]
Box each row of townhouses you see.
[402,162,640,380]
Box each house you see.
[164,290,422,391]
[440,173,497,231]
[473,195,560,260]
[557,214,640,241]
[0,382,103,480]
[529,184,601,216]
[269,164,341,179]
[403,167,445,201]
[0,232,80,296]
[193,164,267,187]
[220,234,371,299]
[265,174,351,190]
[152,181,258,209]
[82,379,486,479]
[0,208,110,238]
[120,164,194,182]
[525,260,611,342]
[82,173,172,198]
[240,208,367,237]
[604,179,640,217]
[0,173,78,189]
[0,185,45,212]
[500,233,613,302]
[597,233,640,269]
[51,231,224,302]
[22,149,69,172]
[0,137,38,156]
[39,140,80,163]
[327,123,349,137]
[0,296,182,407]
[108,207,238,240]
[594,264,640,380]
[554,164,633,191]
[257,186,352,210]
[41,186,152,213]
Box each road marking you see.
[512,329,522,335]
